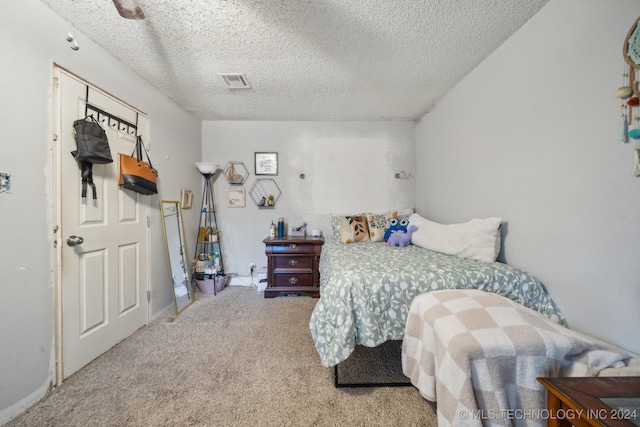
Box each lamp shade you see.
[195,162,220,174]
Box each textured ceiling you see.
[40,0,549,121]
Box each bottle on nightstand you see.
[277,217,285,237]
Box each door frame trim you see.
[52,64,151,385]
[52,65,63,386]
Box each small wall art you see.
[227,188,246,207]
[255,152,278,175]
[180,189,192,209]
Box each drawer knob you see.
[289,277,298,284]
[290,243,297,250]
[289,259,298,266]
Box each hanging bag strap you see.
[130,136,140,159]
[79,161,97,199]
[86,114,101,125]
[130,136,154,171]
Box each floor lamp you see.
[194,162,225,292]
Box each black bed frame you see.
[332,341,413,388]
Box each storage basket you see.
[195,275,227,294]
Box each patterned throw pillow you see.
[330,213,364,241]
[337,215,370,243]
[366,213,393,242]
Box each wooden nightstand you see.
[263,235,324,298]
[537,376,640,427]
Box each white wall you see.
[202,121,415,279]
[415,0,640,353]
[0,1,202,423]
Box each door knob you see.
[66,235,84,246]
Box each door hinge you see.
[147,216,150,227]
[146,290,151,302]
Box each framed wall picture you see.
[227,188,246,207]
[255,152,278,175]
[180,189,193,209]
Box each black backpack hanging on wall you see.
[71,115,113,199]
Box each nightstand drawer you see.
[274,256,313,270]
[268,243,318,254]
[273,273,313,287]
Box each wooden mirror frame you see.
[160,200,194,316]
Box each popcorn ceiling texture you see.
[40,0,549,121]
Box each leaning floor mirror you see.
[160,200,194,315]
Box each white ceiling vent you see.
[219,73,251,90]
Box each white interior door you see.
[56,69,150,379]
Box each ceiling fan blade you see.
[112,0,145,20]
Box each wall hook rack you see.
[85,103,138,135]
[84,86,138,135]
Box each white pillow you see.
[409,213,502,263]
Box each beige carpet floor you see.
[6,286,436,426]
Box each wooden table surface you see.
[537,376,640,427]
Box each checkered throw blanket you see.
[402,289,630,427]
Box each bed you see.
[308,236,567,368]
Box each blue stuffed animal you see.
[386,225,418,247]
[384,217,409,241]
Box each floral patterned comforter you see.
[308,240,567,368]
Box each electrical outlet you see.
[249,262,256,274]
